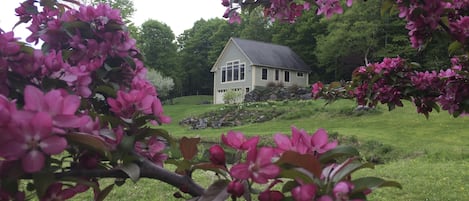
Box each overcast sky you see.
[0,0,226,40]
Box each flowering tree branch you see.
[53,157,205,197]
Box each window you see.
[234,63,239,81]
[275,70,279,81]
[262,68,268,80]
[227,66,232,81]
[221,60,245,83]
[246,88,250,93]
[297,72,304,77]
[221,68,226,82]
[240,64,245,80]
[284,71,290,82]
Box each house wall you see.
[213,43,254,104]
[252,66,309,88]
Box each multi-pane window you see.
[227,66,232,81]
[284,71,290,82]
[297,72,304,77]
[221,61,245,83]
[262,68,268,80]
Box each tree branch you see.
[55,158,205,197]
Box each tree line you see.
[97,0,451,99]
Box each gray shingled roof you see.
[232,38,311,72]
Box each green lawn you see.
[74,98,469,200]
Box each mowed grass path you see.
[75,97,469,201]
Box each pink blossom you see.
[311,128,337,154]
[23,85,89,131]
[315,0,343,18]
[209,144,226,166]
[333,181,354,201]
[230,147,280,184]
[229,12,242,24]
[274,127,311,154]
[311,81,324,99]
[221,0,230,7]
[134,136,168,167]
[221,131,259,150]
[0,112,67,173]
[291,182,317,201]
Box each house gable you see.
[212,38,311,104]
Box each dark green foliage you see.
[177,19,238,95]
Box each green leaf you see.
[279,169,315,184]
[118,135,136,152]
[319,145,360,163]
[276,151,321,178]
[381,0,396,15]
[448,41,462,55]
[96,184,115,201]
[332,161,374,183]
[119,163,141,182]
[32,172,55,198]
[94,85,117,97]
[281,180,299,193]
[352,176,402,193]
[40,0,56,8]
[67,132,111,159]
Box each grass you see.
[73,97,469,200]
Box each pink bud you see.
[258,190,284,201]
[221,0,230,7]
[227,181,244,198]
[209,144,226,165]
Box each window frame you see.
[261,68,268,80]
[284,71,290,82]
[220,60,246,83]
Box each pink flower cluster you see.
[264,0,311,22]
[207,127,365,201]
[0,86,88,173]
[349,55,469,116]
[352,57,407,108]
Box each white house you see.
[210,37,312,104]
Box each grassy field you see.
[75,97,469,201]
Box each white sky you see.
[0,0,226,40]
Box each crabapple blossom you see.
[221,130,259,150]
[0,112,66,173]
[230,147,280,184]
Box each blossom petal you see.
[273,133,291,151]
[62,95,81,114]
[242,136,259,150]
[311,128,328,146]
[32,112,53,138]
[22,149,45,173]
[40,136,67,155]
[0,141,26,160]
[24,85,44,111]
[230,163,250,180]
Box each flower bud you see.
[258,190,284,201]
[209,144,226,165]
[227,181,244,198]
